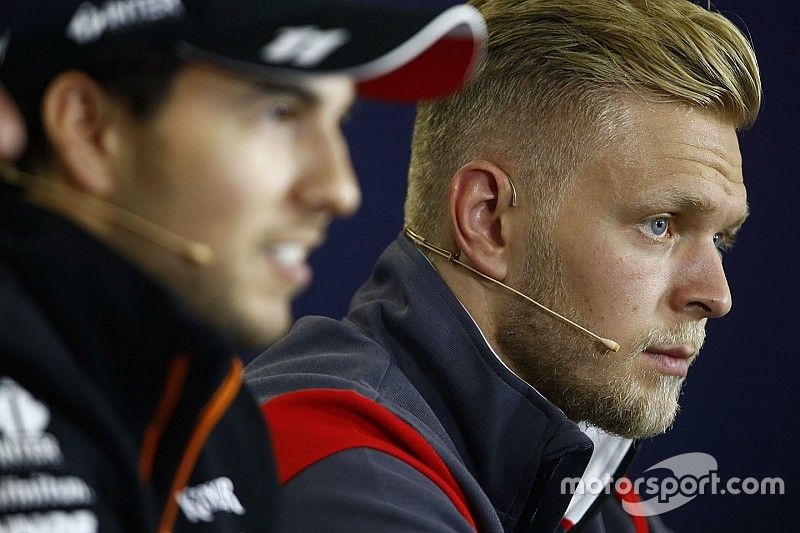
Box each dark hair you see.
[14,52,185,172]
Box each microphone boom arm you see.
[404,226,620,352]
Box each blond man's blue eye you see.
[649,217,669,236]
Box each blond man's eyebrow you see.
[637,190,749,229]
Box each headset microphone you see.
[0,163,215,267]
[404,226,620,352]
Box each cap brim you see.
[177,4,486,103]
[345,5,487,102]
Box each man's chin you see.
[215,299,293,351]
[247,312,293,350]
[585,410,679,440]
[596,416,677,440]
[582,374,683,439]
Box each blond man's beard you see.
[494,238,705,439]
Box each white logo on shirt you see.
[261,26,350,67]
[0,378,62,468]
[66,0,184,44]
[0,474,94,512]
[176,476,245,523]
[0,509,97,532]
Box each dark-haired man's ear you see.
[448,159,517,281]
[41,71,126,197]
[0,84,26,162]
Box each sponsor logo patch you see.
[0,509,97,532]
[176,476,245,523]
[66,0,184,44]
[0,378,62,469]
[261,26,350,67]
[0,474,94,512]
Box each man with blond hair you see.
[247,0,761,530]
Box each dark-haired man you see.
[0,1,485,530]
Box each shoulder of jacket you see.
[261,388,478,530]
[246,314,396,402]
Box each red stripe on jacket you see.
[614,477,649,533]
[261,388,477,530]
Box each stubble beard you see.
[494,236,705,439]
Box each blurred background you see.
[287,1,797,529]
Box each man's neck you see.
[433,256,507,361]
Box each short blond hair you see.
[404,0,761,238]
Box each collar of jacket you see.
[440,259,638,529]
[345,233,602,526]
[0,185,234,432]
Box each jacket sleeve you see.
[280,447,476,532]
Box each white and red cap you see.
[1,0,487,102]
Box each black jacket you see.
[0,184,280,531]
[247,235,670,532]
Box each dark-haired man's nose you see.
[296,125,361,218]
